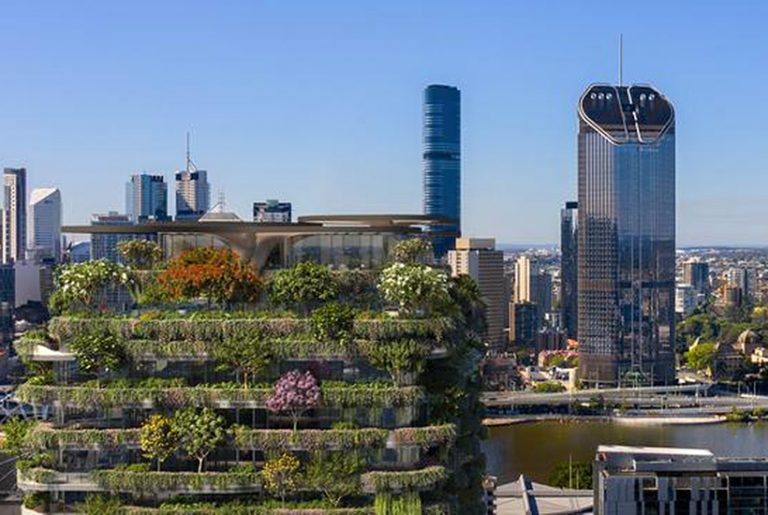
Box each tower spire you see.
[618,34,623,87]
[185,131,196,173]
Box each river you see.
[482,420,768,484]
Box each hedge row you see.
[361,466,448,493]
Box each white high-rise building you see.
[3,167,27,264]
[175,170,210,221]
[29,188,62,262]
[514,255,539,303]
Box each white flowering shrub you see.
[377,263,450,316]
[50,260,136,313]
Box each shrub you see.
[22,492,50,511]
[269,262,339,310]
[311,303,356,344]
[69,331,126,382]
[548,460,593,489]
[76,494,124,515]
[533,381,566,393]
[213,336,274,388]
[305,452,364,506]
[359,339,431,384]
[0,418,36,457]
[50,260,135,313]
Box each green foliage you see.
[269,262,339,310]
[533,381,566,393]
[377,263,450,316]
[118,239,164,270]
[305,451,365,506]
[359,339,431,384]
[392,238,433,265]
[173,408,226,472]
[362,466,447,493]
[263,452,302,505]
[548,460,593,489]
[22,492,50,511]
[140,414,177,471]
[77,494,124,515]
[69,331,126,380]
[374,491,421,515]
[0,418,36,457]
[232,426,389,452]
[91,469,260,495]
[685,342,718,372]
[213,336,273,387]
[311,302,357,344]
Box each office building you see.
[683,260,709,294]
[560,201,578,339]
[423,84,461,258]
[29,188,62,262]
[3,167,27,264]
[125,173,168,222]
[595,445,768,515]
[726,267,753,299]
[254,199,292,223]
[448,238,505,347]
[90,212,142,263]
[175,170,210,221]
[577,84,676,386]
[509,302,538,346]
[530,271,553,319]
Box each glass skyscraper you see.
[125,173,168,222]
[423,84,460,258]
[577,84,676,386]
[560,201,578,340]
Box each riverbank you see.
[483,414,727,427]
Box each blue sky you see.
[1,0,766,245]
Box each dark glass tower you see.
[577,84,676,386]
[423,84,460,258]
[560,201,578,340]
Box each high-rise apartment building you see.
[577,84,676,386]
[514,256,538,303]
[448,238,505,348]
[560,201,578,339]
[253,200,292,223]
[423,84,461,258]
[2,168,27,264]
[29,188,62,262]
[175,170,210,221]
[726,267,753,299]
[126,174,168,222]
[682,260,709,294]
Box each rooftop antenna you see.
[185,131,197,173]
[618,34,623,87]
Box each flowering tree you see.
[377,263,451,316]
[50,260,135,313]
[139,414,177,471]
[158,247,261,305]
[263,452,302,506]
[266,370,321,431]
[392,238,433,265]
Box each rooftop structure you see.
[64,214,455,271]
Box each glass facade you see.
[423,84,460,258]
[577,85,676,385]
[560,201,578,340]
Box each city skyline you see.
[2,1,768,245]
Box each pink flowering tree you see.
[266,370,321,431]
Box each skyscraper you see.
[423,84,461,258]
[126,174,168,222]
[577,84,676,386]
[3,168,27,264]
[514,255,537,304]
[560,201,578,339]
[448,238,505,348]
[175,170,210,221]
[29,188,62,262]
